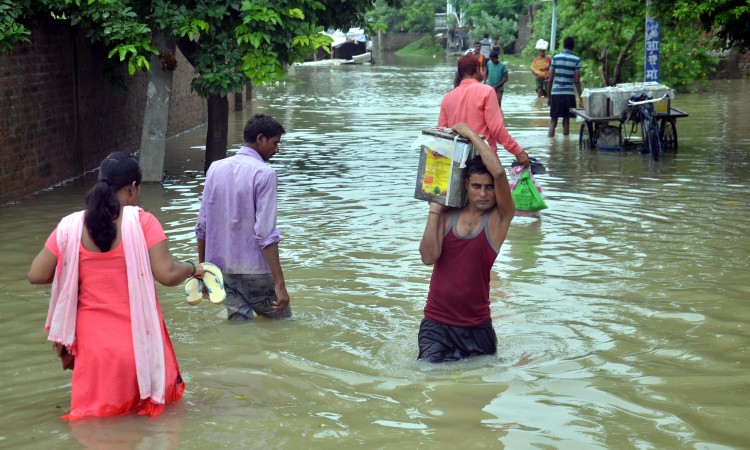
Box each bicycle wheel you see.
[579,122,593,151]
[647,123,662,161]
[660,119,678,150]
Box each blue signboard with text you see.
[645,18,660,82]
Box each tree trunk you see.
[234,92,243,111]
[177,38,229,174]
[612,33,638,85]
[205,94,228,173]
[598,46,610,85]
[139,32,177,182]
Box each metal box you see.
[414,128,478,207]
[654,97,670,114]
[584,90,610,118]
[611,82,675,116]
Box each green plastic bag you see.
[511,168,548,211]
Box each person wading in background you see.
[547,36,583,137]
[439,54,529,166]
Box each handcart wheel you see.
[579,122,593,151]
[660,119,678,151]
[647,126,662,161]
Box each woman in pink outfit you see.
[29,152,205,420]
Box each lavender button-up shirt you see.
[195,146,280,275]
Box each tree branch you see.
[613,32,638,85]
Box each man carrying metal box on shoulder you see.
[417,123,515,363]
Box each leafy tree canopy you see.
[1,0,401,171]
[468,11,517,50]
[1,0,401,97]
[664,0,750,51]
[368,0,445,34]
[454,0,530,21]
[451,0,530,51]
[527,0,720,92]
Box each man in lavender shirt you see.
[196,114,291,320]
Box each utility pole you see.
[550,0,557,53]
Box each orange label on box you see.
[422,148,451,197]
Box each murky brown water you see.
[2,55,749,449]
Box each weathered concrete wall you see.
[740,52,750,74]
[0,19,206,204]
[376,33,431,52]
[516,15,532,55]
[713,51,750,79]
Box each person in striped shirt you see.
[546,37,583,137]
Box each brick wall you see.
[167,47,207,136]
[0,19,206,204]
[0,21,80,202]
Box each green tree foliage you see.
[456,0,530,20]
[555,0,643,86]
[526,0,719,92]
[635,26,718,91]
[0,0,32,51]
[1,0,156,73]
[368,0,445,33]
[665,0,750,51]
[2,0,399,170]
[152,1,335,97]
[468,11,517,51]
[451,0,530,51]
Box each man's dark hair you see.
[474,40,481,46]
[464,155,489,180]
[563,36,575,50]
[457,54,480,78]
[243,114,286,143]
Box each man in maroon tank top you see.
[418,123,516,363]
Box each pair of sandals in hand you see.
[184,262,226,306]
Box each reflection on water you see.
[1,54,749,448]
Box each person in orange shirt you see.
[439,54,529,166]
[530,39,552,98]
[464,41,486,78]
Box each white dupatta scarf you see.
[45,206,166,404]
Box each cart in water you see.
[572,84,689,160]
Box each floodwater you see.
[1,55,749,449]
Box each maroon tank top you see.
[424,210,500,327]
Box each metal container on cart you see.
[582,87,614,118]
[571,81,688,158]
[611,82,675,117]
[414,128,478,208]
